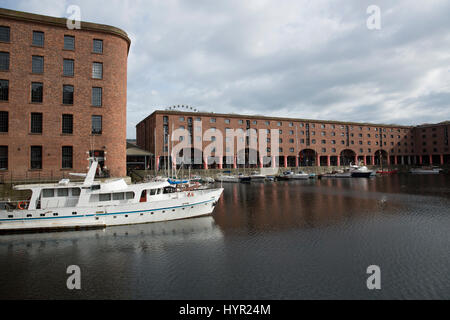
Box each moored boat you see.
[0,159,223,233]
[215,175,240,183]
[409,167,442,174]
[350,163,374,178]
[249,171,266,182]
[278,171,309,180]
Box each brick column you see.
[155,156,160,171]
[295,156,299,167]
[218,157,223,169]
[203,157,208,170]
[441,154,444,165]
[394,156,398,165]
[233,155,237,169]
[387,155,390,165]
[429,154,433,165]
[272,155,276,168]
[354,155,358,164]
[259,156,263,168]
[419,155,423,165]
[327,155,331,167]
[284,155,288,168]
[337,156,340,166]
[316,154,320,167]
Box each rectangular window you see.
[57,188,69,197]
[92,87,102,106]
[31,146,42,169]
[0,111,8,132]
[30,112,43,134]
[64,35,75,50]
[62,146,73,169]
[0,80,8,101]
[99,193,111,201]
[32,31,44,46]
[113,192,124,200]
[63,85,74,104]
[0,52,9,71]
[31,82,43,103]
[63,59,74,76]
[92,115,102,134]
[93,39,103,53]
[0,146,7,170]
[42,189,54,198]
[32,56,44,74]
[92,62,103,79]
[0,26,10,42]
[62,114,73,134]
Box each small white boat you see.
[250,171,266,181]
[215,175,240,183]
[321,170,352,178]
[409,167,442,174]
[0,159,223,233]
[201,177,215,184]
[279,171,309,180]
[349,163,374,178]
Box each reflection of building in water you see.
[213,182,405,231]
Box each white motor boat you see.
[250,171,266,181]
[349,163,374,178]
[215,175,240,183]
[279,171,309,180]
[0,159,223,232]
[409,167,442,174]
[321,170,352,178]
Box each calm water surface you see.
[1,175,450,299]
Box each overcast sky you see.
[3,0,450,138]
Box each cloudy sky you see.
[3,0,450,138]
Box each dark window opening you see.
[62,114,73,134]
[62,146,73,169]
[64,35,75,50]
[32,31,44,46]
[63,85,74,104]
[30,112,43,134]
[31,82,43,103]
[32,56,44,74]
[0,52,10,71]
[0,79,8,101]
[31,146,42,169]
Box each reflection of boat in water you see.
[409,167,442,174]
[0,216,224,248]
[376,169,398,175]
[0,159,223,233]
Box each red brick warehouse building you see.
[0,8,130,181]
[136,109,450,170]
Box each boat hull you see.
[0,188,223,233]
[351,172,372,178]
